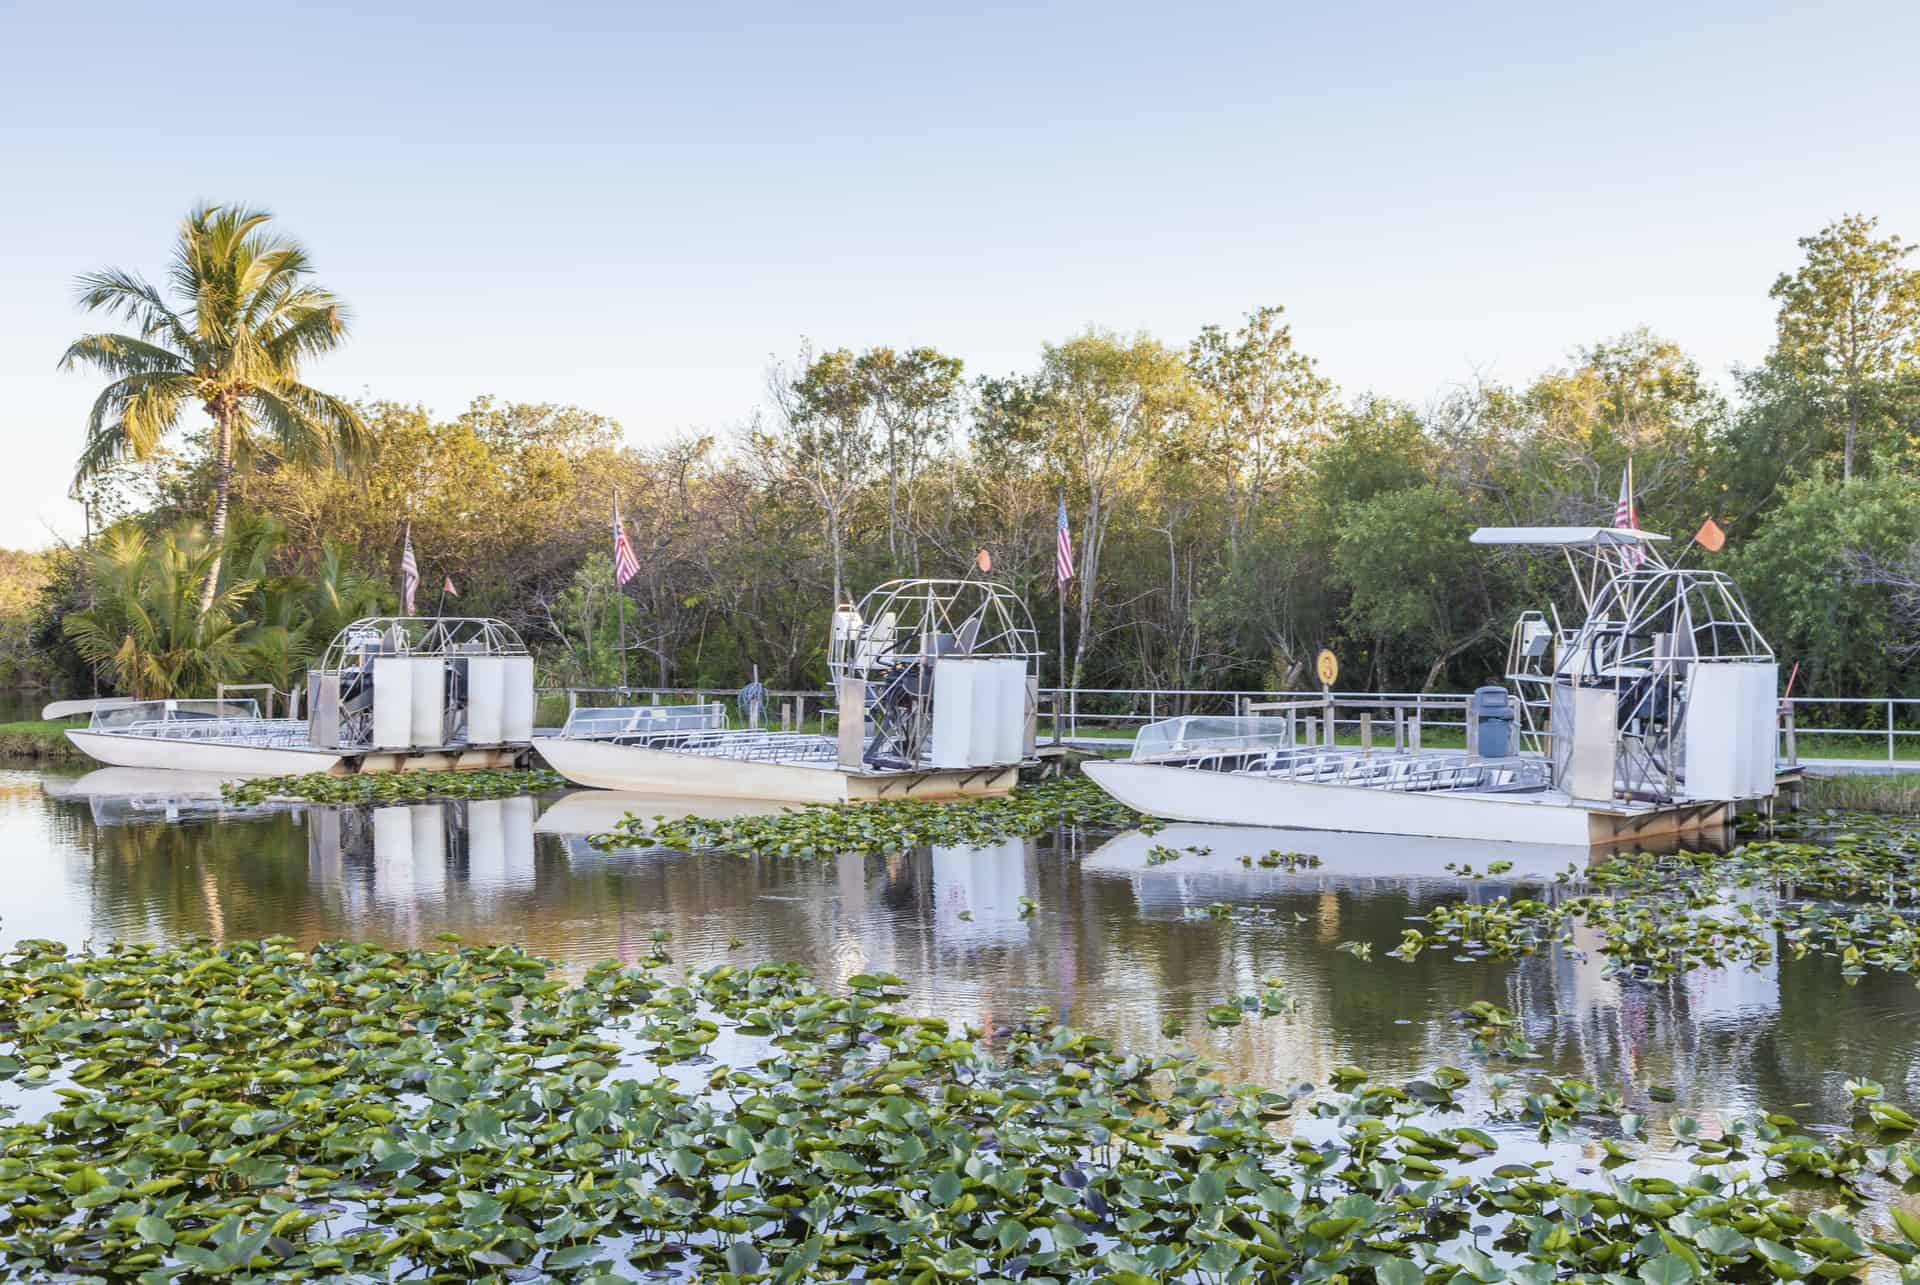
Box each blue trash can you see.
[1471,685,1515,758]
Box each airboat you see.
[538,579,1041,803]
[63,618,537,776]
[1083,527,1781,846]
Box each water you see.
[6,764,1920,1134]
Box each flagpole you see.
[614,490,629,694]
[1056,580,1066,746]
[1056,490,1068,747]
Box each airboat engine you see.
[306,618,535,754]
[1478,527,1778,808]
[828,580,1041,772]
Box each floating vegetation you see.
[5,937,1920,1281]
[222,767,563,805]
[1146,843,1217,866]
[1375,820,1920,984]
[1240,848,1323,871]
[593,776,1140,859]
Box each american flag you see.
[1056,495,1076,585]
[613,498,640,586]
[400,523,419,613]
[1613,461,1645,567]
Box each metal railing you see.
[1777,698,1920,765]
[542,685,1920,765]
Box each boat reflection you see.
[17,771,1915,1129]
[307,797,538,905]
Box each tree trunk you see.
[828,509,844,610]
[886,426,899,562]
[1844,391,1858,481]
[197,413,234,617]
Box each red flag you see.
[1056,496,1075,585]
[613,497,640,586]
[1693,517,1726,552]
[975,548,992,574]
[399,523,419,614]
[443,576,458,597]
[1613,462,1644,567]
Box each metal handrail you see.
[544,684,1920,763]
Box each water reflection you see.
[6,767,1919,1128]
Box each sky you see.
[2,0,1917,549]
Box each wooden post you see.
[1410,710,1422,753]
[1361,712,1373,754]
[782,701,793,732]
[1304,715,1318,748]
[1394,706,1406,752]
[1323,695,1335,749]
[1783,707,1797,765]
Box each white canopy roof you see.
[1470,526,1669,547]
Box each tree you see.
[62,524,258,699]
[759,345,878,609]
[1768,213,1920,480]
[1333,484,1508,691]
[1027,329,1198,687]
[1188,305,1334,559]
[858,346,964,568]
[1434,332,1722,530]
[1731,474,1920,698]
[60,204,370,615]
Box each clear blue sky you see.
[2,0,1916,548]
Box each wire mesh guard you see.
[1504,563,1773,802]
[316,618,529,673]
[309,617,534,752]
[828,579,1041,769]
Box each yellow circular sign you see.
[1316,649,1339,687]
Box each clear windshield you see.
[89,699,262,729]
[1130,715,1295,760]
[563,702,729,739]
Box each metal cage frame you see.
[828,579,1041,769]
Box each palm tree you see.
[59,203,371,616]
[63,524,258,699]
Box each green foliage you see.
[2,935,1917,1281]
[61,524,258,699]
[595,777,1142,859]
[1334,483,1507,690]
[1729,473,1920,696]
[222,767,562,805]
[61,203,370,614]
[36,210,1920,702]
[1767,213,1920,479]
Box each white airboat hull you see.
[536,736,1018,804]
[65,730,344,777]
[1082,759,1733,847]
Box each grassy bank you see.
[1803,771,1920,815]
[0,719,87,764]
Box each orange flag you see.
[1693,517,1726,552]
[975,548,993,573]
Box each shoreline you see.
[0,720,87,765]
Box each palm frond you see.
[71,268,196,352]
[258,290,351,365]
[58,332,189,377]
[248,382,372,470]
[73,372,194,484]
